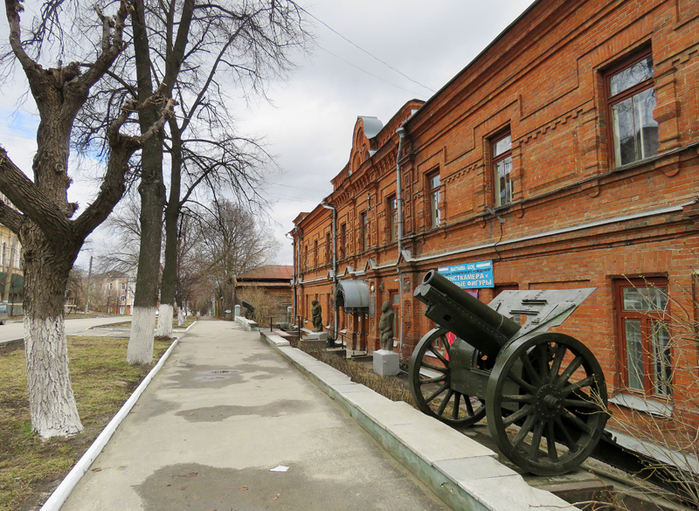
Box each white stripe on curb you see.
[40,338,181,511]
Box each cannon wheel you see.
[486,332,608,476]
[409,328,486,427]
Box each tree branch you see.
[0,145,72,237]
[73,96,176,240]
[0,193,24,234]
[4,0,42,83]
[78,0,131,90]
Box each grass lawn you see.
[106,315,198,330]
[0,336,172,511]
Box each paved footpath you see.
[61,319,450,511]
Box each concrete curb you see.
[234,316,259,331]
[40,338,181,511]
[260,331,579,511]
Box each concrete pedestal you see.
[373,350,400,377]
[299,331,329,352]
[306,331,329,342]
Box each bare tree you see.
[97,190,144,273]
[72,0,309,347]
[194,198,278,315]
[0,0,174,437]
[144,0,310,338]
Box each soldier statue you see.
[378,300,395,351]
[311,300,323,332]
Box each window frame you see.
[326,232,332,263]
[312,240,317,268]
[614,277,672,397]
[387,194,397,243]
[427,171,441,229]
[491,130,513,207]
[360,212,368,252]
[604,48,658,168]
[339,223,346,260]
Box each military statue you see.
[311,300,323,332]
[378,300,395,351]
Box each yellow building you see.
[0,193,22,307]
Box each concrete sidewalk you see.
[60,319,450,511]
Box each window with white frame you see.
[615,278,671,397]
[492,131,513,207]
[607,50,658,167]
[427,171,441,228]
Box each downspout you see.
[287,231,297,322]
[296,228,304,324]
[395,126,406,356]
[321,201,338,343]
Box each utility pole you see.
[85,255,93,314]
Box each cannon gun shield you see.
[486,332,608,475]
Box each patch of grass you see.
[104,315,197,330]
[0,336,172,511]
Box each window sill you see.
[609,392,672,418]
[605,427,699,473]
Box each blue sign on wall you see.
[438,260,494,289]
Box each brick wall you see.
[292,0,699,419]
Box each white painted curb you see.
[40,338,181,511]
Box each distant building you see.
[90,272,135,315]
[235,265,293,310]
[0,193,23,308]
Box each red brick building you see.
[291,0,699,426]
[235,265,294,308]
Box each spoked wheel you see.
[486,332,608,475]
[409,328,486,427]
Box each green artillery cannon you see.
[241,300,255,319]
[410,270,608,476]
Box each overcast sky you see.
[0,0,534,269]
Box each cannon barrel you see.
[413,270,520,359]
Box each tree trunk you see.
[156,119,182,338]
[177,307,185,326]
[126,0,165,364]
[155,303,173,337]
[126,143,164,364]
[21,223,82,438]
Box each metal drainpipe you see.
[395,126,406,356]
[296,228,303,324]
[321,201,338,342]
[287,231,297,321]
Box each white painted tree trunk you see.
[155,303,173,337]
[24,315,83,439]
[127,307,156,364]
[177,308,185,326]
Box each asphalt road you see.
[0,315,132,344]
